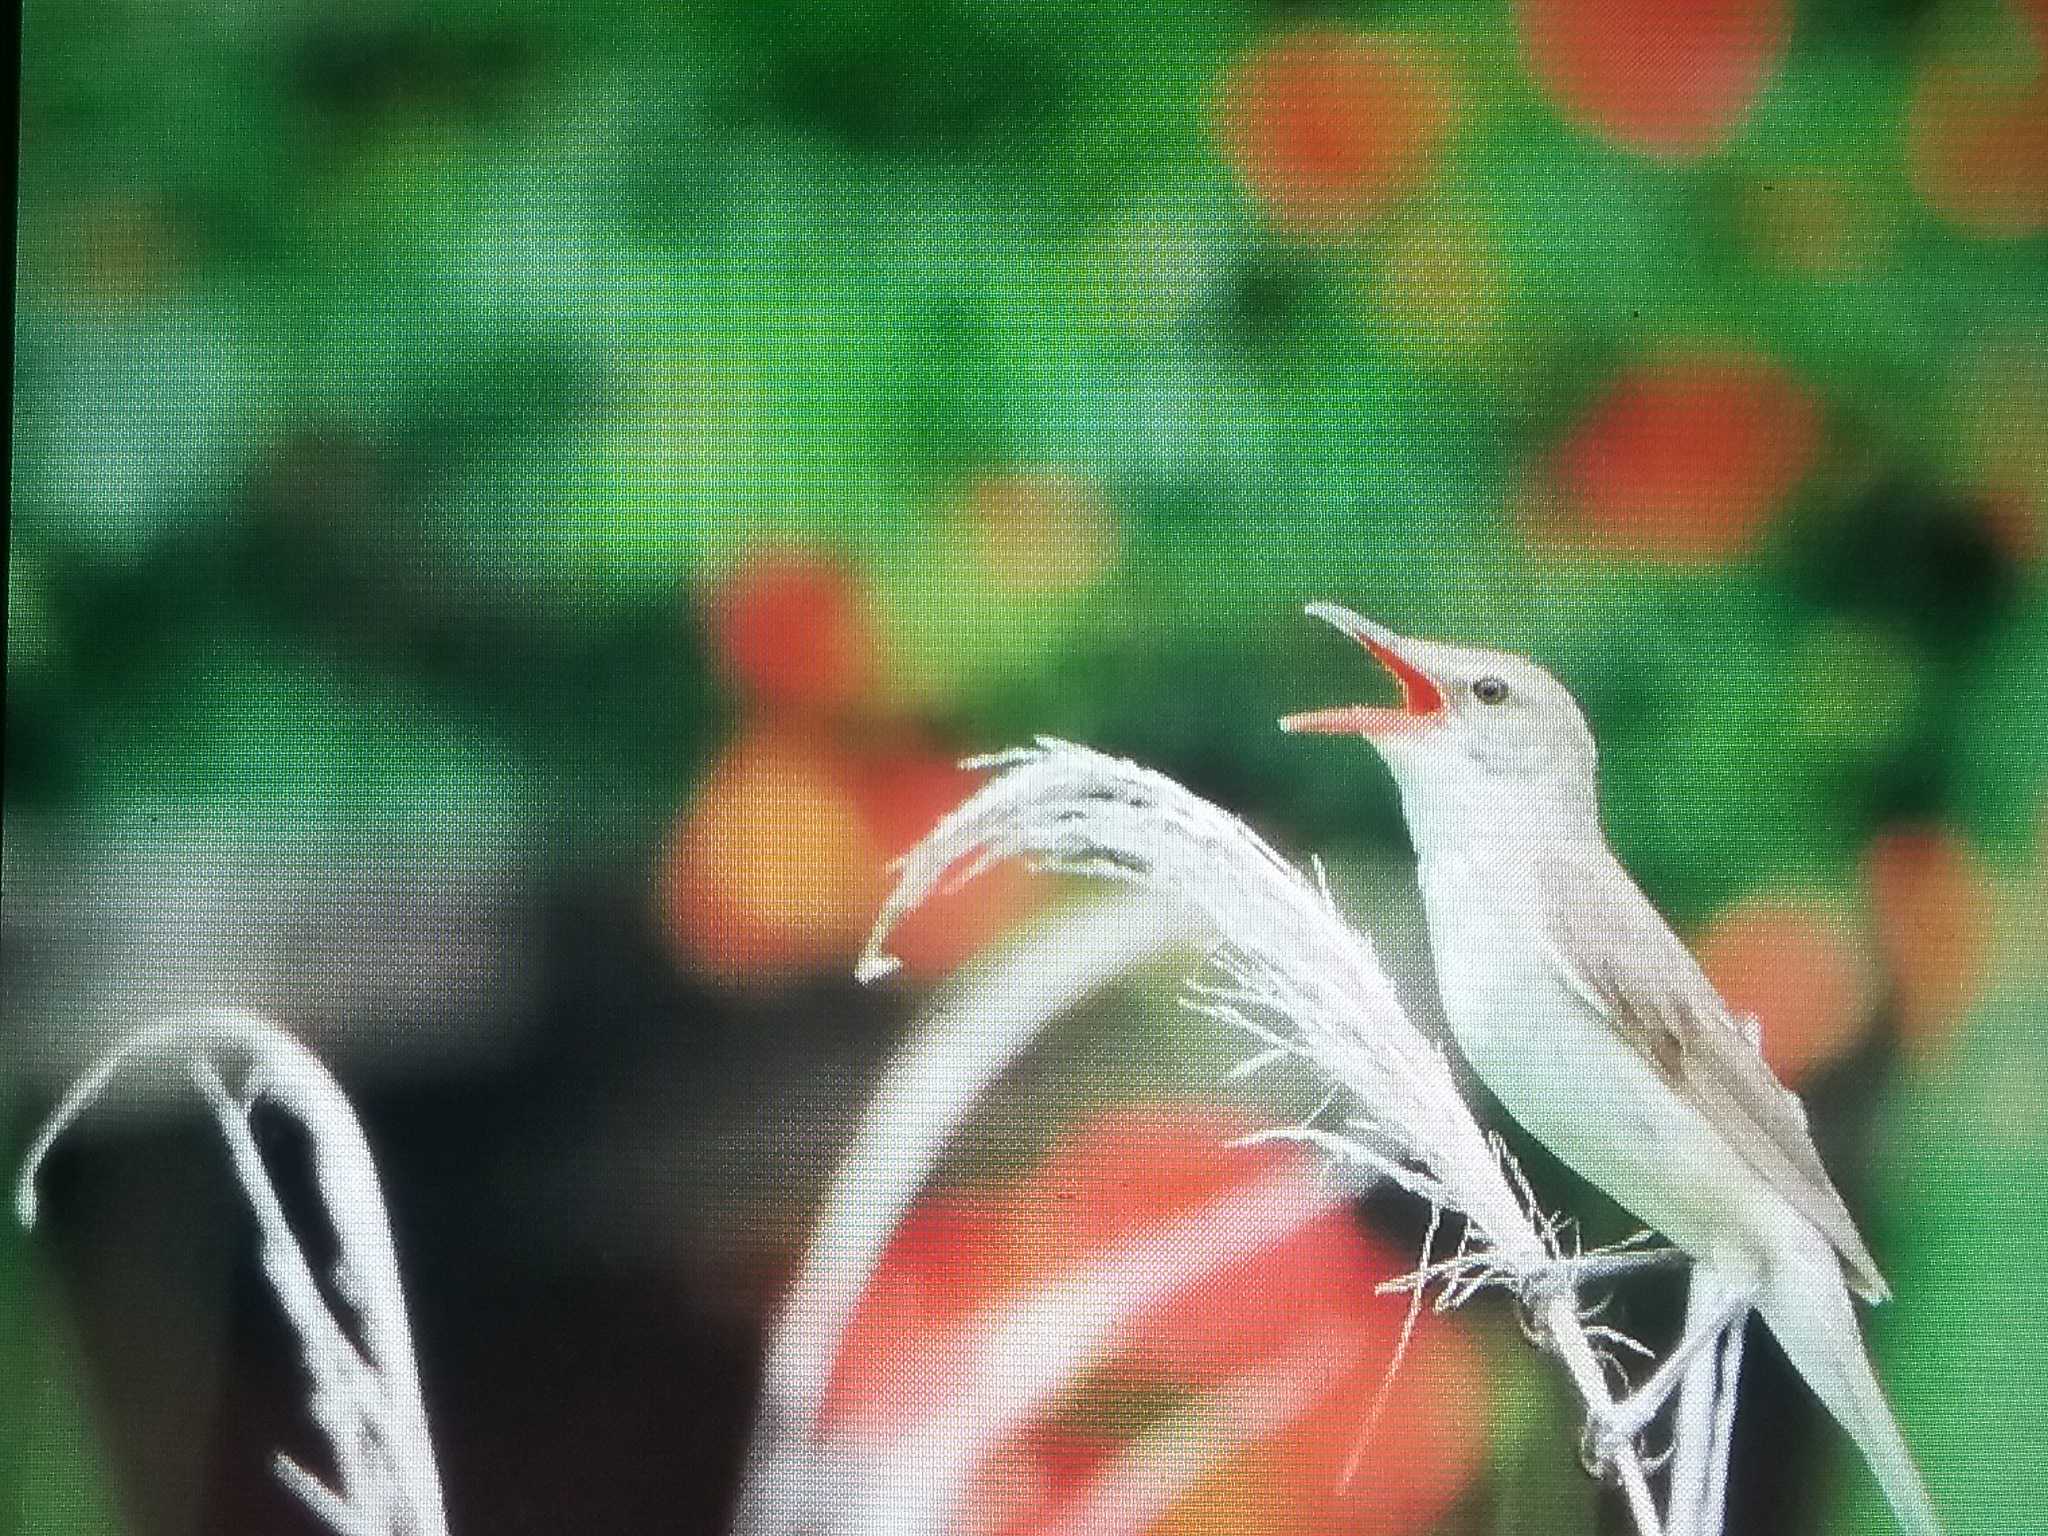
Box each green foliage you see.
[12,0,2040,904]
[1837,986,2048,1533]
[12,2,2048,1529]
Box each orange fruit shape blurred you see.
[1546,349,1822,559]
[1216,29,1456,232]
[1695,896,1874,1085]
[708,548,878,715]
[664,728,881,983]
[1864,827,1995,1061]
[666,726,1037,986]
[1907,58,2048,238]
[1516,0,1790,157]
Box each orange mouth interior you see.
[1280,632,1444,735]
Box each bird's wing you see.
[1529,848,1889,1301]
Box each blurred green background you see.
[7,0,2047,1531]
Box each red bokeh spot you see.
[826,1105,1488,1536]
[1010,1106,1382,1383]
[708,549,878,714]
[1216,29,1456,232]
[1696,897,1873,1085]
[824,1200,1023,1432]
[1907,60,2048,239]
[1544,349,1822,559]
[1865,827,1995,1061]
[1034,1109,1485,1532]
[1516,0,1789,157]
[1256,1328,1490,1536]
[664,726,1037,986]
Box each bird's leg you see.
[1584,1284,1757,1468]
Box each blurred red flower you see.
[1516,0,1789,157]
[1695,896,1873,1085]
[1216,29,1456,232]
[825,1105,1488,1536]
[675,538,1042,985]
[1544,348,1822,559]
[1865,827,1995,1061]
[665,724,1036,985]
[1907,58,2048,238]
[1011,1108,1388,1384]
[823,1199,1026,1430]
[708,548,878,715]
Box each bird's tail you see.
[1759,1236,1941,1536]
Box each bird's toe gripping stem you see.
[1576,1278,1758,1483]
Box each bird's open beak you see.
[1280,603,1448,736]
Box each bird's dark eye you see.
[1473,676,1509,705]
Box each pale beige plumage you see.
[1285,604,1939,1536]
[1526,841,1889,1301]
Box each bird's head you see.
[1282,603,1599,843]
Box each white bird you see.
[1282,603,1940,1536]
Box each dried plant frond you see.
[855,739,1676,1533]
[17,1010,448,1536]
[867,742,1527,1245]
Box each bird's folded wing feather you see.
[1530,849,1889,1302]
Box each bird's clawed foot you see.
[1576,1280,1758,1485]
[1578,1387,1669,1484]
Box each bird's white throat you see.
[1376,742,1602,865]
